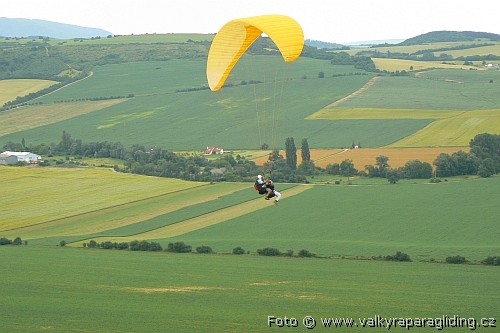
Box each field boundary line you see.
[2,182,212,232]
[85,185,312,241]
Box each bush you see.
[116,242,129,250]
[100,241,114,249]
[385,251,411,262]
[0,237,12,245]
[87,240,98,248]
[196,245,213,254]
[257,247,281,256]
[166,241,192,253]
[446,255,466,264]
[298,249,314,258]
[232,247,245,255]
[59,240,67,247]
[481,256,500,266]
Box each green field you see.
[1,165,499,332]
[2,63,499,150]
[2,167,498,261]
[1,246,496,333]
[2,34,500,333]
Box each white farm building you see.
[0,151,41,165]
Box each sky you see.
[3,0,500,44]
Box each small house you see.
[204,146,224,155]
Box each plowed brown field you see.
[252,147,469,170]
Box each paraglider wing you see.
[207,15,304,92]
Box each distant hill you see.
[304,39,348,50]
[400,31,500,45]
[0,17,113,39]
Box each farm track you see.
[324,76,379,109]
[86,185,312,242]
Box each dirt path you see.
[325,76,379,108]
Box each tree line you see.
[3,132,498,183]
[75,239,500,266]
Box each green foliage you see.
[285,137,297,170]
[232,247,246,255]
[167,241,192,253]
[257,247,281,256]
[0,237,12,245]
[298,249,315,258]
[386,169,401,184]
[385,251,411,262]
[300,138,310,162]
[0,237,24,245]
[195,245,213,254]
[481,256,500,266]
[402,160,433,179]
[470,133,500,175]
[445,255,466,264]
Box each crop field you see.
[343,41,500,57]
[1,165,499,332]
[0,78,56,105]
[0,100,125,137]
[248,147,469,169]
[2,167,498,262]
[372,58,477,72]
[310,146,470,169]
[1,35,499,333]
[260,146,468,170]
[2,58,498,151]
[0,167,207,230]
[1,246,497,333]
[388,109,500,147]
[2,59,397,149]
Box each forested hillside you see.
[400,30,500,45]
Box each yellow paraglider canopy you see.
[206,14,304,92]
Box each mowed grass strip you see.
[307,107,464,120]
[0,100,125,136]
[0,79,57,105]
[0,167,206,230]
[87,185,311,243]
[389,109,500,147]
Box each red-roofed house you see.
[204,146,224,155]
